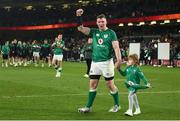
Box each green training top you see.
[119,65,148,85]
[88,28,118,62]
[1,44,10,55]
[81,43,92,59]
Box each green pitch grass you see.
[0,62,180,120]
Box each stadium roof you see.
[1,0,177,8]
[0,0,118,7]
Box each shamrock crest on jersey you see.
[104,34,108,38]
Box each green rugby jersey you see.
[89,28,118,62]
[41,43,50,49]
[53,40,64,55]
[1,44,10,55]
[119,65,149,91]
[9,43,17,52]
[41,43,50,53]
[32,44,41,52]
[119,65,148,85]
[22,44,28,54]
[17,44,23,55]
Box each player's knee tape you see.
[110,87,118,94]
[55,65,60,70]
[104,76,114,81]
[89,75,101,80]
[89,89,97,92]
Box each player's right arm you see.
[77,25,90,35]
[76,9,90,35]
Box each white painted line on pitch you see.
[1,90,180,99]
[102,78,156,82]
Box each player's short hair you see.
[128,54,139,65]
[97,14,106,19]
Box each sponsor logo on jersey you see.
[98,39,103,45]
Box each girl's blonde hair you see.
[128,54,139,66]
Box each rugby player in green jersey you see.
[1,41,10,67]
[41,39,51,67]
[9,39,18,67]
[32,40,41,67]
[22,42,28,66]
[76,9,122,113]
[119,54,151,116]
[52,34,65,78]
[17,41,23,66]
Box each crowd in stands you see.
[0,0,180,26]
[120,34,180,67]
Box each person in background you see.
[41,39,51,67]
[32,40,41,67]
[22,42,28,66]
[52,34,65,78]
[1,41,10,67]
[17,41,23,66]
[82,38,92,78]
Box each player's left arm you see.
[111,30,122,69]
[76,9,91,35]
[112,40,122,69]
[60,41,69,50]
[136,68,151,87]
[61,41,65,48]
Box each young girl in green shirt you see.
[119,54,151,116]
